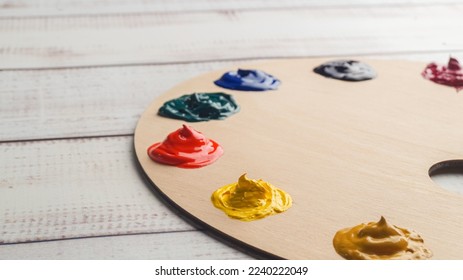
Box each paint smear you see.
[211,174,292,221]
[158,92,240,122]
[147,125,223,168]
[422,57,463,91]
[333,216,432,260]
[214,69,280,91]
[313,60,376,81]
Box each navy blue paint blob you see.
[214,69,280,91]
[158,92,240,122]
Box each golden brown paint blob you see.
[333,216,432,260]
[211,174,292,221]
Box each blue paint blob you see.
[214,69,280,91]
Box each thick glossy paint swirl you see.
[158,92,240,122]
[422,57,463,91]
[211,174,292,221]
[214,69,280,91]
[313,60,377,81]
[333,217,432,260]
[147,125,223,168]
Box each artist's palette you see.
[134,58,463,259]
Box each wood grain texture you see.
[134,58,463,259]
[2,53,463,142]
[0,136,195,244]
[1,4,463,69]
[0,0,458,17]
[1,0,463,261]
[0,231,251,260]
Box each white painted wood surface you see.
[1,3,463,69]
[0,0,462,259]
[0,137,194,244]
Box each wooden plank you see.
[0,231,252,259]
[134,58,463,259]
[0,60,240,142]
[1,5,463,69]
[0,0,458,18]
[2,53,463,142]
[0,136,195,244]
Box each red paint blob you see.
[422,57,463,91]
[147,125,223,168]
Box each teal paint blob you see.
[158,92,240,122]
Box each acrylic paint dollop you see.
[313,60,377,81]
[158,92,240,122]
[422,57,463,91]
[147,125,223,168]
[211,174,292,221]
[214,69,280,91]
[333,216,432,260]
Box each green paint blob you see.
[158,92,240,122]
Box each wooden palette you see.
[134,58,463,259]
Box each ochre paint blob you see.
[333,216,432,260]
[147,125,223,168]
[214,69,280,91]
[158,92,240,122]
[211,174,292,221]
[422,57,463,91]
[313,60,377,81]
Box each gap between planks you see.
[1,228,198,246]
[0,133,133,145]
[2,49,463,72]
[0,0,460,19]
[0,230,252,260]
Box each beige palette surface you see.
[134,58,463,259]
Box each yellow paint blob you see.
[211,174,292,221]
[333,216,432,260]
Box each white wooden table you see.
[1,0,463,259]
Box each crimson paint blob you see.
[422,57,463,91]
[147,125,223,168]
